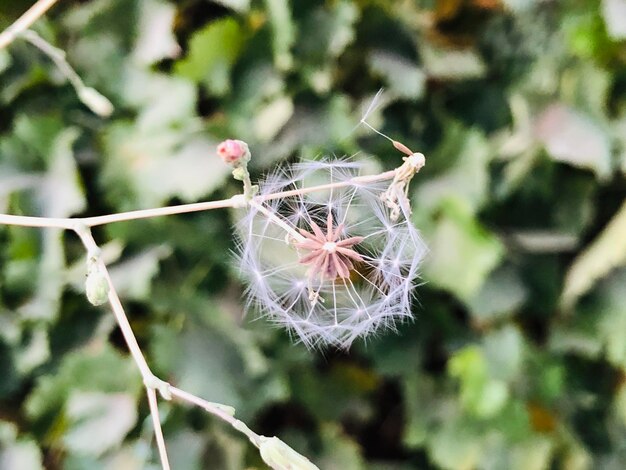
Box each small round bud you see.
[85,257,109,306]
[78,87,114,117]
[86,269,109,306]
[216,139,251,166]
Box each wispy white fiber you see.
[236,159,427,349]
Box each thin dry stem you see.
[249,199,306,243]
[70,223,271,467]
[147,388,171,470]
[168,387,260,442]
[0,213,76,229]
[21,29,84,90]
[0,169,398,229]
[73,225,171,468]
[0,0,59,50]
[73,225,153,378]
[0,165,408,470]
[83,197,245,226]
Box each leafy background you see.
[1,0,626,468]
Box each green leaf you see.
[108,245,172,301]
[167,426,246,470]
[368,50,425,100]
[295,1,359,93]
[122,71,197,130]
[14,326,50,375]
[0,422,43,470]
[501,0,542,12]
[132,0,181,65]
[101,122,230,209]
[175,17,245,96]
[552,269,626,368]
[402,374,438,448]
[428,417,483,470]
[548,315,603,359]
[562,63,611,118]
[0,49,11,74]
[423,201,504,302]
[62,454,102,470]
[38,127,86,218]
[420,43,486,80]
[194,294,270,378]
[484,435,554,470]
[415,128,491,215]
[6,114,63,170]
[253,95,294,142]
[602,0,626,40]
[25,345,141,422]
[2,226,39,304]
[298,1,358,60]
[535,362,565,403]
[482,326,524,383]
[17,127,85,323]
[264,0,296,71]
[149,320,246,410]
[164,431,205,470]
[597,271,626,368]
[561,199,626,310]
[256,95,354,165]
[326,1,359,58]
[466,266,527,325]
[63,392,138,456]
[0,169,38,213]
[613,383,626,428]
[316,424,364,470]
[227,61,285,119]
[211,0,251,12]
[535,103,611,180]
[448,346,509,418]
[63,3,131,98]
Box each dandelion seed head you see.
[237,158,427,349]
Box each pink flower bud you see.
[216,139,250,166]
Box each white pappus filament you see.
[236,159,427,349]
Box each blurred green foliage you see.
[1,0,626,468]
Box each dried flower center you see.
[293,212,364,281]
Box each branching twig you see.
[74,224,153,378]
[168,386,261,446]
[21,29,82,89]
[0,170,398,229]
[0,0,59,50]
[1,4,427,462]
[0,160,420,469]
[73,223,172,468]
[19,29,114,116]
[147,388,171,470]
[2,4,113,117]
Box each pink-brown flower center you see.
[294,213,364,281]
